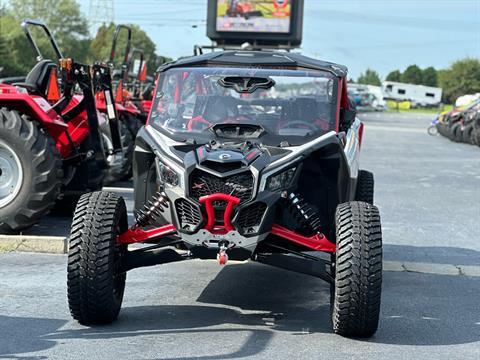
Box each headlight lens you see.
[158,161,179,186]
[266,167,296,191]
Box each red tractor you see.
[226,0,264,19]
[95,25,147,182]
[0,19,124,233]
[102,25,145,134]
[124,47,155,124]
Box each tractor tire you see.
[355,170,374,205]
[472,128,480,146]
[102,120,134,184]
[52,155,105,216]
[462,124,474,144]
[67,191,128,325]
[0,108,62,232]
[437,123,448,138]
[331,201,382,337]
[450,123,462,142]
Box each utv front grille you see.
[237,202,267,232]
[175,199,202,231]
[189,169,254,204]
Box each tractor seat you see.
[13,59,57,96]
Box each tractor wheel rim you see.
[0,140,23,207]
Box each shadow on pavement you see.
[377,269,479,346]
[196,246,480,346]
[0,315,65,359]
[1,246,478,358]
[0,307,273,360]
[197,262,332,334]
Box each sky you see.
[77,0,479,80]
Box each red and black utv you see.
[0,19,124,232]
[67,50,382,338]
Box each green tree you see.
[0,9,34,76]
[401,65,423,84]
[422,66,438,87]
[438,58,480,103]
[8,0,90,60]
[0,0,90,76]
[386,70,402,82]
[90,23,158,76]
[357,69,381,86]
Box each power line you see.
[88,0,115,29]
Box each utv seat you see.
[13,59,57,96]
[286,97,331,125]
[193,95,239,123]
[290,97,320,122]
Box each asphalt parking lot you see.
[1,112,479,359]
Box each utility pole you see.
[88,0,115,33]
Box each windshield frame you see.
[147,66,340,146]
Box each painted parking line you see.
[383,260,480,277]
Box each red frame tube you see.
[117,224,176,245]
[117,222,335,253]
[271,224,336,252]
[117,195,335,253]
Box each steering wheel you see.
[187,116,212,131]
[279,120,317,132]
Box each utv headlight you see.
[266,167,296,191]
[158,160,179,186]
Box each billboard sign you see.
[216,0,291,34]
[207,0,304,48]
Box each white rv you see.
[348,84,387,111]
[382,81,442,107]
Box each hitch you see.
[217,242,229,265]
[217,249,228,265]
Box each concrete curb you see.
[0,235,67,254]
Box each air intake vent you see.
[190,169,254,204]
[237,202,267,233]
[175,199,202,231]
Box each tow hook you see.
[217,242,229,265]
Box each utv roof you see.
[158,51,348,77]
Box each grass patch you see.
[386,104,453,114]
